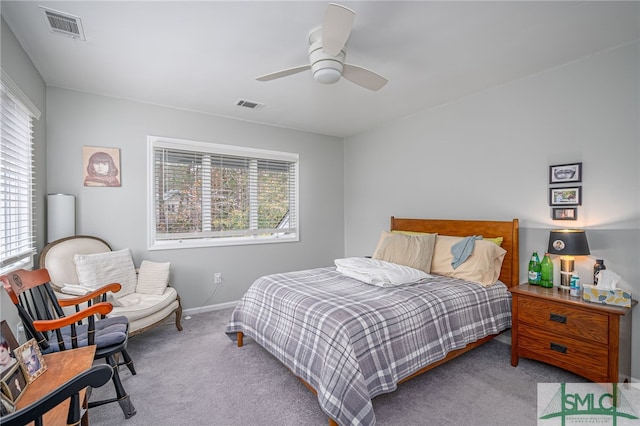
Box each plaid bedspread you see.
[225,267,512,426]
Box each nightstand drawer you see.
[518,324,609,382]
[518,296,609,344]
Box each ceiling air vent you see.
[40,7,86,41]
[236,99,265,110]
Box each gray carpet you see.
[88,308,585,426]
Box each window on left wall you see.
[0,75,39,275]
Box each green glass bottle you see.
[528,251,541,285]
[540,253,554,288]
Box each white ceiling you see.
[2,1,639,138]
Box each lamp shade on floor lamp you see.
[47,194,75,243]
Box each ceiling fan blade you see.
[256,65,311,82]
[342,64,388,91]
[322,3,355,56]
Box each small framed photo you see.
[0,363,27,404]
[14,339,46,384]
[549,186,582,206]
[549,162,582,184]
[1,321,19,380]
[0,393,15,416]
[552,207,578,221]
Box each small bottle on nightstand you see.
[528,251,541,285]
[570,273,581,297]
[594,259,606,285]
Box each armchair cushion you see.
[73,248,138,298]
[44,315,129,353]
[136,260,171,295]
[109,287,178,322]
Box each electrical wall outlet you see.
[214,273,222,284]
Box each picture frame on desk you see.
[1,320,19,380]
[0,321,18,352]
[14,339,46,384]
[0,393,15,416]
[0,363,27,405]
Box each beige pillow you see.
[136,260,171,295]
[73,248,138,297]
[372,231,437,273]
[431,236,506,286]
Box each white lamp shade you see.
[47,194,75,243]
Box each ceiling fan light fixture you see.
[314,67,342,84]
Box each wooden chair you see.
[0,269,137,419]
[0,364,112,426]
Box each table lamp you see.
[547,229,590,289]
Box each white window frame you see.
[0,70,40,275]
[147,135,299,250]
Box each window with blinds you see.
[0,80,36,274]
[147,136,299,249]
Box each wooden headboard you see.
[389,217,520,287]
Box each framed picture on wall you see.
[552,207,578,220]
[549,162,582,184]
[549,186,582,206]
[82,146,121,187]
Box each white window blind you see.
[0,80,36,273]
[148,136,298,249]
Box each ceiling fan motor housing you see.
[308,40,345,84]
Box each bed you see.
[226,217,519,426]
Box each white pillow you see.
[73,248,138,297]
[335,257,431,287]
[136,260,171,295]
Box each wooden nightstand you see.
[510,284,636,383]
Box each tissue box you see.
[582,284,632,307]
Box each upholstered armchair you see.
[40,236,183,336]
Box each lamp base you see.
[560,270,573,289]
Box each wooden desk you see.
[15,346,96,426]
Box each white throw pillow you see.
[73,248,138,298]
[136,260,171,295]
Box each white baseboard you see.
[183,300,239,316]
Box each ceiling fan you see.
[256,3,388,91]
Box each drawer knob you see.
[550,342,568,354]
[550,313,567,324]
